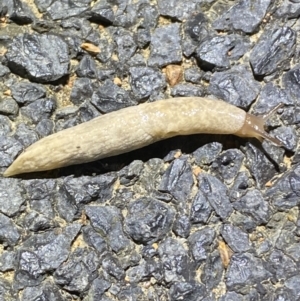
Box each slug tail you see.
[4,166,17,177]
[3,158,23,177]
[3,148,41,177]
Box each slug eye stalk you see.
[235,103,283,146]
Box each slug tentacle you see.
[261,103,284,122]
[234,104,283,146]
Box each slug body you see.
[4,97,281,177]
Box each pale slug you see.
[4,97,282,177]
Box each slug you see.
[3,97,282,177]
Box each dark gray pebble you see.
[243,143,277,188]
[188,227,216,263]
[0,97,18,117]
[148,23,182,67]
[198,173,233,220]
[89,0,115,24]
[21,98,56,123]
[91,80,135,113]
[159,157,193,202]
[159,237,195,282]
[54,247,99,292]
[125,197,175,244]
[190,190,213,224]
[193,142,223,167]
[6,33,69,83]
[234,189,271,225]
[171,83,205,98]
[220,224,251,253]
[0,136,23,168]
[213,0,271,33]
[130,66,166,100]
[210,149,245,184]
[195,35,249,70]
[76,55,98,79]
[250,26,296,77]
[11,82,46,104]
[208,65,260,108]
[226,252,271,291]
[86,205,133,253]
[3,0,35,24]
[14,123,38,147]
[265,163,300,210]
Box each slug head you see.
[235,105,283,146]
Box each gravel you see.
[0,0,299,300]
